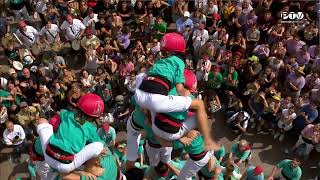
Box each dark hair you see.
[154,162,169,175]
[125,168,144,180]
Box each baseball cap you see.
[184,11,190,18]
[254,166,263,176]
[18,20,27,28]
[248,55,259,62]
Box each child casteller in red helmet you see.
[134,33,217,150]
[36,93,106,173]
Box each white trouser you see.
[13,6,30,20]
[34,161,58,180]
[37,123,104,173]
[177,151,214,180]
[126,115,142,162]
[293,135,315,155]
[152,114,197,141]
[134,89,192,113]
[145,142,172,167]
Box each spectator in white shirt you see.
[82,8,98,29]
[3,121,26,156]
[60,14,86,41]
[39,20,60,45]
[192,22,209,56]
[15,21,39,47]
[227,111,250,134]
[194,0,208,10]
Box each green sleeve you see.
[87,124,104,145]
[138,144,144,154]
[217,73,223,83]
[172,140,184,150]
[222,70,228,77]
[207,72,214,80]
[232,71,238,81]
[130,96,137,107]
[160,23,167,32]
[173,57,186,85]
[218,145,226,158]
[291,168,302,180]
[28,164,36,177]
[230,144,237,154]
[80,175,86,180]
[277,160,290,169]
[110,128,116,141]
[240,150,251,161]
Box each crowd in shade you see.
[0,0,320,179]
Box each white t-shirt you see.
[83,14,98,27]
[195,0,208,9]
[3,124,26,145]
[228,111,250,129]
[281,109,297,120]
[16,26,39,47]
[39,24,59,44]
[192,29,209,49]
[60,19,86,41]
[35,0,48,14]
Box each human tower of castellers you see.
[32,33,222,180]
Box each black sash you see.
[46,27,56,38]
[20,29,33,41]
[69,25,75,35]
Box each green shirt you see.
[81,151,118,180]
[113,148,127,165]
[230,143,251,161]
[153,22,167,40]
[214,145,226,160]
[96,83,112,104]
[199,158,223,180]
[28,163,37,178]
[222,70,238,87]
[172,134,205,155]
[144,123,160,145]
[34,137,44,156]
[206,72,223,89]
[130,96,147,129]
[138,139,145,154]
[276,159,302,180]
[49,110,103,154]
[148,56,185,88]
[0,90,12,108]
[97,126,116,146]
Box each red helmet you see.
[184,69,197,93]
[160,33,186,53]
[77,93,104,118]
